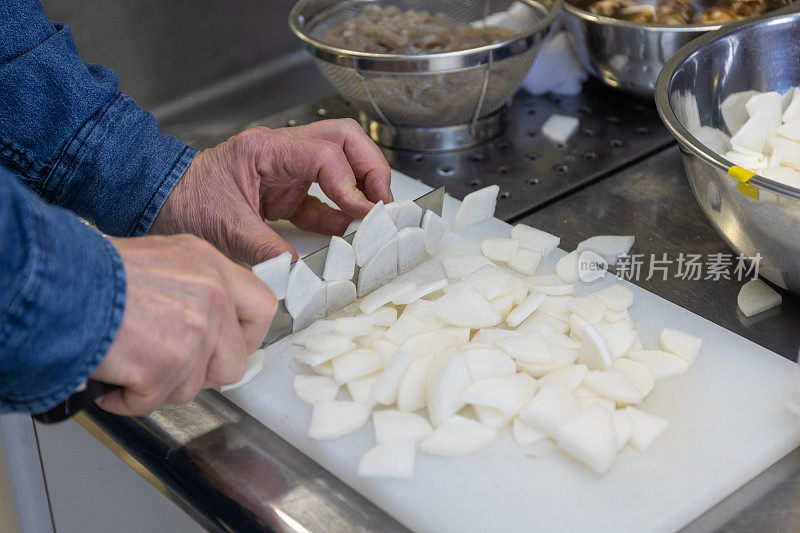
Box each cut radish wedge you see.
[509,248,542,276]
[461,373,537,418]
[555,404,617,474]
[346,372,379,403]
[738,279,782,317]
[422,210,448,254]
[419,415,496,457]
[392,279,448,305]
[555,251,579,282]
[625,406,669,451]
[579,324,613,370]
[426,352,472,426]
[576,235,635,267]
[510,224,560,256]
[326,280,356,314]
[307,401,372,440]
[627,350,689,379]
[591,284,634,311]
[431,287,502,329]
[359,281,415,314]
[506,292,546,328]
[292,375,340,405]
[539,364,587,391]
[371,351,413,405]
[334,316,375,338]
[286,259,325,319]
[497,333,555,364]
[481,238,518,263]
[442,256,493,279]
[450,185,500,231]
[613,358,654,398]
[368,306,398,327]
[373,410,433,443]
[387,199,423,230]
[659,327,702,364]
[332,348,384,384]
[322,236,355,282]
[352,201,397,266]
[291,283,328,332]
[357,236,398,297]
[358,440,416,479]
[612,410,634,451]
[464,265,512,300]
[397,227,427,275]
[512,417,548,446]
[583,370,644,405]
[397,352,438,412]
[252,251,292,299]
[518,383,579,436]
[460,345,517,381]
[399,330,460,360]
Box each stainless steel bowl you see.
[656,11,800,293]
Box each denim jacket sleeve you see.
[0,0,197,413]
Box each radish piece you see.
[613,358,655,398]
[490,294,515,317]
[252,251,292,299]
[508,276,528,304]
[604,308,631,323]
[506,292,546,328]
[419,415,496,457]
[583,369,644,405]
[512,417,548,446]
[542,114,579,144]
[746,91,783,126]
[358,440,416,480]
[596,321,635,359]
[426,352,472,426]
[431,287,502,329]
[397,352,438,412]
[359,281,415,314]
[397,227,427,275]
[519,383,579,436]
[612,410,634,451]
[308,401,372,440]
[355,326,387,349]
[332,348,384,384]
[738,278,782,317]
[591,284,634,311]
[577,395,616,412]
[347,372,379,403]
[401,299,448,329]
[525,275,574,296]
[538,295,574,322]
[783,87,800,123]
[442,255,493,279]
[291,283,328,332]
[386,200,423,230]
[219,349,266,392]
[398,330,461,360]
[290,319,334,345]
[292,375,340,405]
[497,333,555,364]
[568,295,606,323]
[373,340,398,364]
[421,210,448,254]
[481,238,518,263]
[371,351,413,405]
[352,201,397,266]
[555,404,617,474]
[368,306,398,327]
[511,224,560,256]
[286,259,325,319]
[777,120,800,143]
[555,251,579,282]
[442,326,470,343]
[450,185,500,231]
[357,236,398,297]
[579,324,613,370]
[659,327,703,364]
[298,336,355,367]
[464,265,512,300]
[576,235,635,267]
[730,114,770,154]
[384,314,431,346]
[509,248,542,276]
[627,350,689,379]
[311,361,334,377]
[517,347,577,377]
[517,313,570,335]
[540,364,588,391]
[392,279,448,305]
[721,90,758,133]
[462,373,537,418]
[568,313,589,340]
[460,345,517,381]
[334,315,376,338]
[344,220,360,236]
[373,410,433,443]
[322,236,355,282]
[326,280,356,314]
[625,406,669,451]
[473,406,513,428]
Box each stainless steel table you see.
[71,80,800,532]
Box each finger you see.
[278,119,393,204]
[289,196,353,236]
[203,284,250,386]
[227,210,299,265]
[95,388,167,417]
[165,357,211,405]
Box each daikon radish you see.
[387,199,423,230]
[357,236,399,296]
[555,405,617,474]
[332,348,384,384]
[322,236,355,281]
[426,352,472,426]
[292,375,340,405]
[518,383,579,436]
[659,328,703,364]
[510,224,560,256]
[422,210,448,254]
[737,279,782,317]
[481,238,518,263]
[358,440,416,479]
[352,201,397,266]
[397,227,427,275]
[252,251,292,299]
[286,259,325,318]
[626,407,669,451]
[419,415,496,457]
[371,351,413,405]
[373,410,433,443]
[308,401,372,440]
[450,185,500,231]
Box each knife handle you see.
[33,379,120,424]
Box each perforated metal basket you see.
[290,0,561,130]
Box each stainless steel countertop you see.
[76,79,800,532]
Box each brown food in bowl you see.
[584,0,774,23]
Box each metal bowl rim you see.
[563,1,722,31]
[655,10,800,200]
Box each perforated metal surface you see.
[252,78,675,221]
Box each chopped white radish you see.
[392,279,448,305]
[373,410,433,443]
[422,210,448,254]
[332,348,384,384]
[311,360,334,377]
[419,415,496,457]
[542,114,579,144]
[450,185,500,231]
[612,410,634,451]
[555,251,579,282]
[352,201,397,266]
[397,352,438,412]
[604,308,631,323]
[481,238,518,263]
[386,199,423,230]
[292,375,340,405]
[370,351,412,405]
[355,326,387,349]
[506,292,546,328]
[576,395,616,412]
[460,345,517,381]
[307,401,372,440]
[721,90,758,133]
[326,280,356,314]
[539,364,588,391]
[595,321,635,359]
[516,347,577,377]
[783,88,800,123]
[509,248,542,276]
[497,332,555,364]
[625,407,669,451]
[286,259,325,319]
[738,278,782,317]
[373,340,398,364]
[591,284,634,311]
[555,405,617,474]
[252,251,292,299]
[442,327,470,343]
[334,315,375,338]
[512,417,548,446]
[746,91,782,126]
[384,313,432,345]
[568,313,589,340]
[538,295,574,322]
[291,283,328,332]
[219,349,266,392]
[357,236,398,297]
[579,324,613,370]
[568,296,606,324]
[322,236,355,282]
[473,406,513,428]
[290,319,334,345]
[397,227,427,275]
[401,300,448,329]
[583,370,643,405]
[368,305,398,327]
[518,383,579,436]
[511,224,560,256]
[778,120,800,143]
[509,276,528,304]
[299,333,354,363]
[730,114,770,154]
[613,358,655,398]
[357,440,416,480]
[462,373,538,418]
[399,330,461,360]
[627,350,689,379]
[426,352,472,426]
[525,275,574,296]
[344,219,360,235]
[328,301,359,319]
[359,281,415,314]
[442,255,492,279]
[472,328,518,346]
[490,294,515,317]
[659,328,703,364]
[464,265,512,300]
[576,235,634,267]
[346,372,379,403]
[517,313,570,336]
[431,288,502,329]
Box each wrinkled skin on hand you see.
[151,119,393,265]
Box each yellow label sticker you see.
[729,166,759,200]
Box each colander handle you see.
[355,65,394,131]
[469,52,493,136]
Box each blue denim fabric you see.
[0,0,198,413]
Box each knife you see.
[33,187,446,423]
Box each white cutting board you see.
[225,170,800,533]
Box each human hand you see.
[151,119,393,265]
[92,234,275,416]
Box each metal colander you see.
[290,0,561,129]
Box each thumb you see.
[228,212,298,265]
